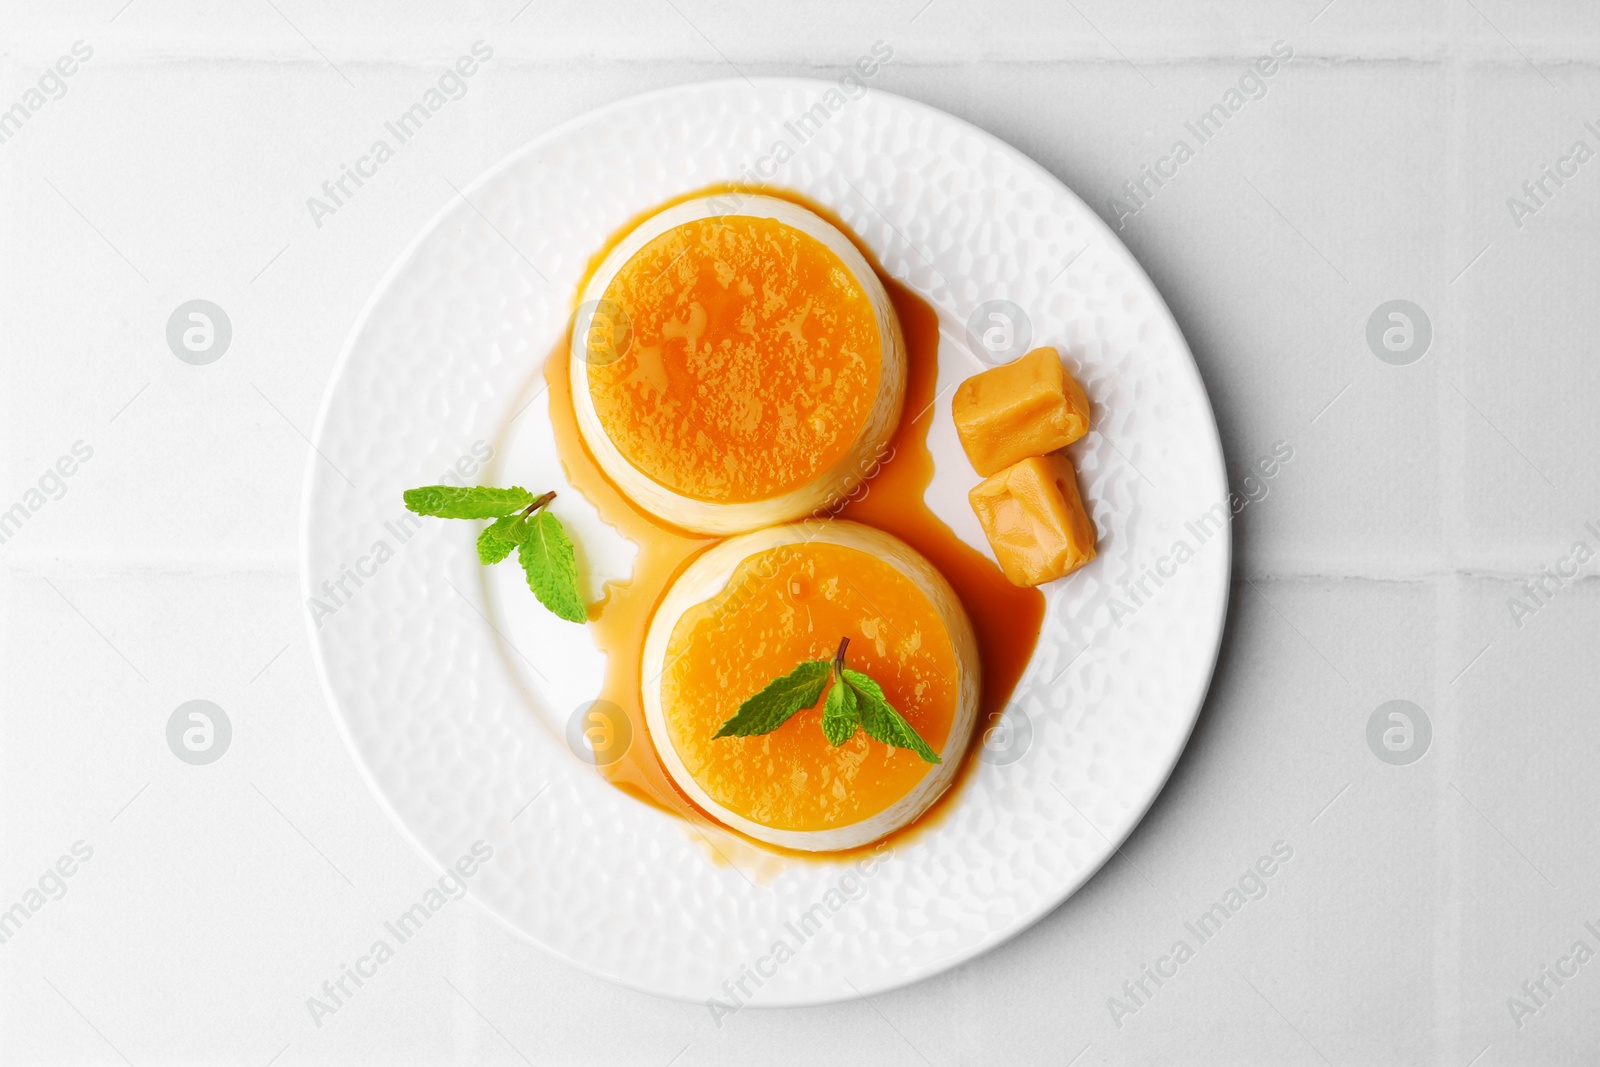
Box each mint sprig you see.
[714,638,941,763]
[403,485,585,624]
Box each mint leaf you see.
[477,516,528,565]
[714,660,831,739]
[844,668,941,764]
[821,676,859,746]
[516,510,585,623]
[404,485,534,519]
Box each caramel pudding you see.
[641,521,980,851]
[571,195,906,534]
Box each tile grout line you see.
[1437,10,1469,1062]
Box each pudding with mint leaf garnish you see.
[641,521,979,852]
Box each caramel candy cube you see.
[969,452,1097,587]
[952,346,1090,477]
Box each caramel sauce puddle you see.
[540,186,1045,864]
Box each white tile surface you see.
[4,1,1599,1063]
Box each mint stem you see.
[832,637,849,678]
[521,490,557,517]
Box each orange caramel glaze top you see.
[541,186,1045,856]
[589,215,881,504]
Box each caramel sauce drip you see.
[541,188,1046,858]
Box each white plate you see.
[302,78,1229,1006]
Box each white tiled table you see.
[4,2,1598,1063]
